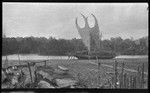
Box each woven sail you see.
[75,14,102,52]
[75,14,116,59]
[90,14,102,52]
[75,15,91,52]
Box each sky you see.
[3,3,148,40]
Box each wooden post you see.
[129,75,132,89]
[114,60,118,88]
[34,67,38,84]
[132,76,134,89]
[141,63,144,88]
[120,62,124,88]
[119,73,121,88]
[27,62,33,83]
[126,75,129,89]
[130,75,134,89]
[137,65,141,88]
[133,76,135,89]
[133,76,136,89]
[139,65,142,88]
[98,59,101,88]
[123,73,127,88]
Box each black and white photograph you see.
[2,3,148,89]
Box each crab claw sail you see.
[75,14,90,52]
[75,14,102,52]
[89,14,101,51]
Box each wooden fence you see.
[101,60,147,89]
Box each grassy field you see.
[2,57,148,88]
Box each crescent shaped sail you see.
[75,14,101,52]
[75,14,91,52]
[90,14,102,51]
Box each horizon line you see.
[3,35,148,41]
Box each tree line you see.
[2,36,148,56]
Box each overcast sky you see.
[3,3,148,40]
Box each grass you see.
[2,57,148,88]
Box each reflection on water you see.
[2,54,148,60]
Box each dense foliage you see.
[2,36,148,56]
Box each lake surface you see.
[2,54,148,61]
[115,55,148,59]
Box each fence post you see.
[114,60,118,88]
[126,74,129,89]
[123,73,127,88]
[119,73,121,88]
[141,63,144,88]
[120,62,124,88]
[131,75,134,89]
[129,75,132,89]
[133,76,137,89]
[98,59,101,88]
[34,68,37,83]
[137,65,140,88]
[27,62,33,83]
[34,64,37,83]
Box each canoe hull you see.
[74,54,116,60]
[73,51,116,60]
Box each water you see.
[2,54,148,61]
[2,54,77,61]
[115,55,148,59]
